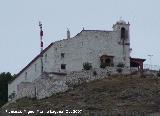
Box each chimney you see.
[67,28,70,39]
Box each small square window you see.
[61,53,65,58]
[61,64,66,69]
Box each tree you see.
[0,72,15,107]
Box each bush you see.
[8,92,16,100]
[117,63,125,67]
[157,70,160,77]
[100,63,107,69]
[117,68,123,73]
[93,70,97,76]
[107,71,111,76]
[83,62,92,70]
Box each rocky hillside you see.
[1,74,160,116]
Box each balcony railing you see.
[144,64,160,71]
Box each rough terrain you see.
[1,74,160,116]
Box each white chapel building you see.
[8,20,145,100]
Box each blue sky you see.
[0,0,160,74]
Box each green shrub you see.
[83,62,92,70]
[117,68,123,73]
[117,63,125,67]
[93,70,97,76]
[100,63,107,69]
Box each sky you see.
[0,0,160,74]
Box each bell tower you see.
[113,20,130,39]
[113,20,130,67]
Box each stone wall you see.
[15,67,131,100]
[17,82,35,99]
[34,74,68,99]
[65,67,130,88]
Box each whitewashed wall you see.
[8,21,131,101]
[45,29,130,72]
[8,58,42,101]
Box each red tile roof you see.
[130,57,146,62]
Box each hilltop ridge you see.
[1,74,160,116]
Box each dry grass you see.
[1,75,160,115]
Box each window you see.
[61,64,66,69]
[61,53,65,58]
[25,72,27,80]
[35,64,37,72]
[121,27,126,39]
[45,54,47,62]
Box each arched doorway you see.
[100,55,114,67]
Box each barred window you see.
[61,64,66,69]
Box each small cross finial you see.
[67,28,70,39]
